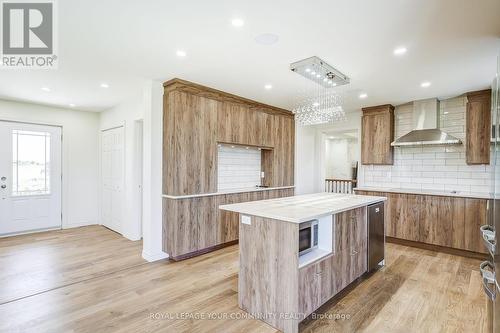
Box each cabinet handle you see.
[351,250,358,256]
[480,225,496,253]
[480,261,495,284]
[482,276,496,301]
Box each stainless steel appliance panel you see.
[368,202,385,271]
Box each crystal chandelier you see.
[290,56,350,125]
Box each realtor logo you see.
[1,0,58,68]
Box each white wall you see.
[97,80,166,261]
[100,91,144,241]
[0,99,100,228]
[324,138,358,179]
[141,80,167,262]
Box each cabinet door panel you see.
[361,106,394,165]
[298,263,320,317]
[164,91,218,195]
[464,199,488,253]
[334,211,351,291]
[420,195,439,245]
[350,208,367,280]
[466,90,491,164]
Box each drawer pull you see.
[482,276,496,301]
[480,261,495,284]
[480,225,496,253]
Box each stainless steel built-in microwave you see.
[299,220,319,256]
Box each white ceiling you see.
[0,0,499,112]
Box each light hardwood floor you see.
[0,226,488,332]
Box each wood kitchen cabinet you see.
[163,78,295,260]
[356,190,488,254]
[464,198,488,252]
[361,104,395,165]
[466,89,491,165]
[163,90,219,196]
[163,78,294,196]
[298,207,367,317]
[386,193,421,241]
[164,188,294,260]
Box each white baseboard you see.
[63,221,98,229]
[142,250,169,262]
[122,232,142,242]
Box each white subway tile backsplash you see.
[436,152,460,159]
[217,146,261,191]
[445,159,466,166]
[401,183,421,189]
[422,146,446,153]
[434,178,457,185]
[445,184,470,192]
[421,184,445,191]
[422,159,445,165]
[470,185,491,193]
[359,95,494,195]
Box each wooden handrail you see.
[325,179,357,194]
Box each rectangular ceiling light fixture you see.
[290,56,350,88]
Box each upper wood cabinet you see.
[361,104,395,165]
[163,90,219,196]
[163,78,294,196]
[466,89,491,165]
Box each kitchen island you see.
[219,192,386,333]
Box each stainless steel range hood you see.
[391,98,462,146]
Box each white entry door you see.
[101,126,124,234]
[0,121,62,236]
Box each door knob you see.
[1,185,6,189]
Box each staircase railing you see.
[325,178,357,194]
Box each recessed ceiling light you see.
[421,81,431,88]
[231,18,244,27]
[332,83,337,87]
[254,33,279,45]
[69,103,76,107]
[305,68,311,73]
[393,47,407,55]
[316,74,321,78]
[41,87,50,92]
[176,50,186,57]
[327,80,332,85]
[264,84,272,90]
[100,83,109,88]
[313,102,320,107]
[311,71,316,75]
[359,93,368,99]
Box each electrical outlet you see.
[241,215,251,225]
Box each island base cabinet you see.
[298,207,367,318]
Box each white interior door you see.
[0,121,62,236]
[101,126,124,234]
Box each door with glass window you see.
[0,121,62,236]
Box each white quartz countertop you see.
[354,186,493,200]
[162,186,295,199]
[219,192,386,223]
